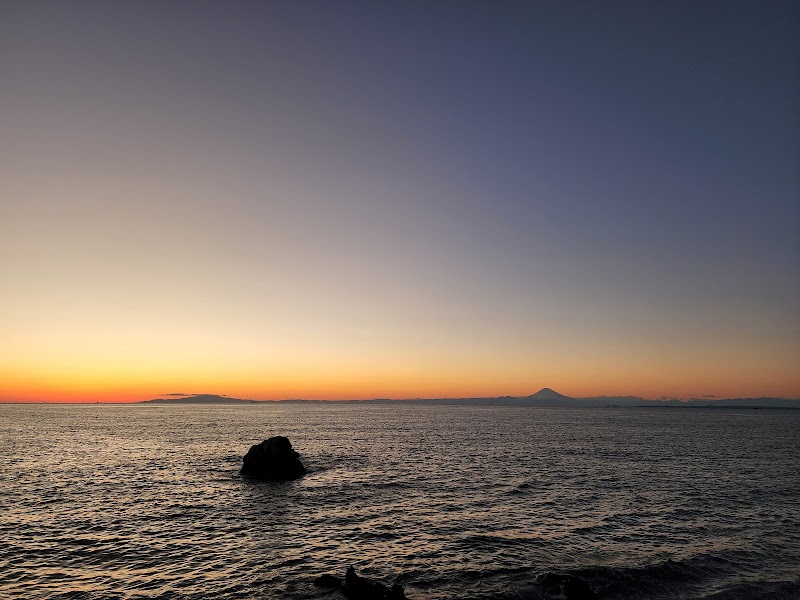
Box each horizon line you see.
[3,391,800,405]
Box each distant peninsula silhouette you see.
[135,389,800,409]
[141,394,257,405]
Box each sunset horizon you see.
[3,382,799,404]
[3,3,798,410]
[2,3,799,598]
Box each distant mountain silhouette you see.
[329,393,800,408]
[141,394,257,404]
[528,388,572,400]
[135,391,800,409]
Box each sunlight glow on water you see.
[1,404,799,599]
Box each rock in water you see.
[241,436,307,480]
[313,574,342,588]
[343,566,407,600]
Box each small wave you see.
[699,579,800,600]
[457,533,538,549]
[489,551,774,599]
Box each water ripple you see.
[1,404,799,599]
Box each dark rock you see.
[342,566,406,600]
[241,436,307,480]
[314,574,342,588]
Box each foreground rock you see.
[314,567,407,599]
[314,573,342,589]
[241,436,307,480]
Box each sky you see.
[1,1,798,402]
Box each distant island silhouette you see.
[141,394,257,405]
[138,389,800,408]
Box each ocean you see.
[2,403,798,599]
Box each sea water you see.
[1,403,798,599]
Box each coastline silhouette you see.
[137,389,800,409]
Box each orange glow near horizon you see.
[2,291,798,403]
[2,3,798,405]
[2,355,798,403]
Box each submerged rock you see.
[314,567,406,599]
[241,436,307,480]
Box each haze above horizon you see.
[1,2,798,403]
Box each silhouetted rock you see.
[314,574,342,588]
[241,436,307,480]
[342,566,406,600]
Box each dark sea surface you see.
[2,404,799,599]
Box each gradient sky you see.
[2,1,798,402]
